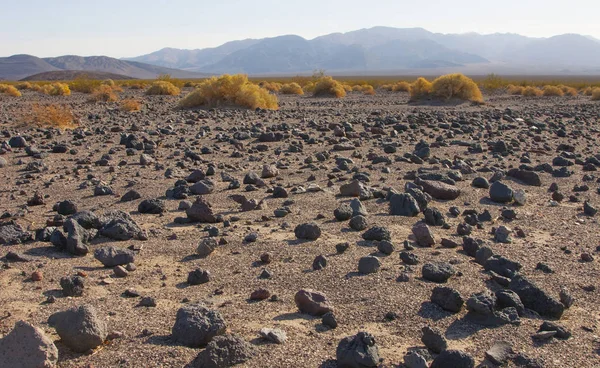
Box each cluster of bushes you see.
[508,84,581,97]
[351,84,375,95]
[146,81,180,96]
[178,74,278,110]
[25,104,77,129]
[381,81,411,92]
[279,82,304,95]
[313,76,346,98]
[592,88,600,101]
[41,83,71,96]
[0,84,21,97]
[259,82,282,93]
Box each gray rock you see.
[466,291,496,315]
[57,200,78,215]
[430,350,474,368]
[322,311,338,329]
[48,305,107,353]
[362,226,391,241]
[422,262,455,283]
[188,268,211,285]
[389,193,420,216]
[400,251,419,265]
[334,204,353,221]
[377,240,394,255]
[312,255,328,270]
[475,246,494,265]
[197,238,218,257]
[0,320,58,368]
[472,177,490,189]
[485,341,513,365]
[259,328,287,344]
[190,180,215,195]
[431,286,464,313]
[424,207,445,226]
[496,290,525,316]
[421,326,447,353]
[0,220,32,245]
[484,255,522,278]
[186,197,220,223]
[94,246,135,267]
[349,198,368,217]
[61,275,85,297]
[340,180,372,199]
[188,334,254,368]
[172,304,226,347]
[93,185,114,196]
[509,274,564,319]
[336,332,380,368]
[404,351,428,368]
[138,199,165,214]
[63,218,89,256]
[412,223,435,246]
[494,225,512,243]
[417,179,461,200]
[294,222,321,240]
[120,190,141,202]
[294,289,333,316]
[349,215,368,231]
[507,169,542,186]
[99,210,145,240]
[358,256,381,274]
[489,181,513,203]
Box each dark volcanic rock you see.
[294,223,321,240]
[431,286,464,313]
[172,304,226,347]
[389,193,420,216]
[294,289,333,316]
[417,179,461,200]
[509,275,564,319]
[94,246,135,267]
[0,220,32,245]
[422,262,455,283]
[48,305,106,353]
[489,181,513,203]
[336,332,380,368]
[188,334,254,368]
[430,350,474,368]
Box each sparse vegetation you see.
[313,76,346,98]
[522,86,543,97]
[507,85,525,95]
[69,77,101,93]
[393,81,411,92]
[25,104,77,129]
[0,84,22,97]
[41,83,71,96]
[120,98,142,111]
[409,77,433,100]
[559,85,578,96]
[430,74,483,102]
[542,85,564,97]
[582,87,593,96]
[481,73,506,90]
[89,84,119,102]
[15,82,33,90]
[592,88,600,101]
[146,81,180,96]
[279,83,304,95]
[260,82,282,93]
[178,74,278,110]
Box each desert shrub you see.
[542,85,564,97]
[409,77,433,100]
[25,104,77,129]
[178,74,278,110]
[522,86,543,97]
[69,77,100,93]
[101,79,115,87]
[89,85,118,102]
[507,85,524,95]
[430,74,483,102]
[582,87,593,96]
[313,76,346,98]
[120,98,142,111]
[280,82,304,95]
[0,84,22,97]
[259,82,282,93]
[393,81,411,92]
[128,82,148,90]
[380,84,394,91]
[481,73,506,90]
[303,82,316,93]
[559,85,578,96]
[592,88,600,101]
[15,82,32,90]
[343,84,353,92]
[361,85,375,95]
[41,83,71,96]
[146,81,180,96]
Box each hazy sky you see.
[2,0,599,58]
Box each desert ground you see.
[0,88,599,368]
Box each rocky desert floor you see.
[0,89,599,368]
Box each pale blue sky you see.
[1,0,598,58]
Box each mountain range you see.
[126,27,600,75]
[0,54,208,81]
[2,27,600,80]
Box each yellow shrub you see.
[101,79,115,87]
[15,82,32,90]
[90,84,118,102]
[313,76,346,98]
[25,104,77,129]
[409,77,433,100]
[559,85,578,96]
[522,86,543,97]
[128,82,147,90]
[0,84,22,97]
[381,84,394,91]
[120,98,142,111]
[507,85,524,95]
[343,84,354,92]
[430,74,483,102]
[69,77,100,93]
[393,81,411,92]
[582,87,593,96]
[592,88,600,101]
[259,82,282,93]
[41,83,71,96]
[178,74,278,110]
[303,82,316,93]
[146,81,180,96]
[542,85,564,97]
[362,85,375,95]
[280,82,304,95]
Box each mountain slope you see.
[0,55,59,80]
[509,34,600,67]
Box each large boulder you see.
[48,305,107,353]
[336,331,380,368]
[422,262,456,283]
[0,220,33,245]
[172,304,226,347]
[430,350,475,368]
[489,181,513,203]
[389,193,420,216]
[187,334,254,368]
[94,246,135,267]
[417,179,461,200]
[99,210,145,240]
[294,223,321,240]
[0,321,58,368]
[294,289,333,316]
[186,197,220,223]
[509,275,564,319]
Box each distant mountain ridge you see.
[0,54,209,81]
[126,27,600,75]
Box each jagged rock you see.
[94,246,135,267]
[0,321,58,368]
[422,262,455,283]
[294,289,333,316]
[431,286,464,313]
[336,332,380,368]
[509,274,564,319]
[0,220,32,245]
[48,305,107,353]
[389,193,420,216]
[294,222,321,240]
[172,304,226,347]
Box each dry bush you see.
[128,82,148,90]
[361,85,375,95]
[592,88,600,101]
[430,74,483,103]
[393,81,411,92]
[522,86,543,97]
[313,76,346,98]
[303,82,316,93]
[15,82,32,90]
[280,82,304,95]
[380,84,394,91]
[559,85,578,96]
[409,77,433,100]
[89,85,118,102]
[0,84,22,97]
[343,84,354,92]
[101,79,116,87]
[507,85,524,95]
[69,77,100,93]
[259,82,282,93]
[120,99,142,111]
[582,87,593,96]
[25,104,77,129]
[146,81,180,96]
[178,74,278,110]
[41,83,71,96]
[542,85,564,97]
